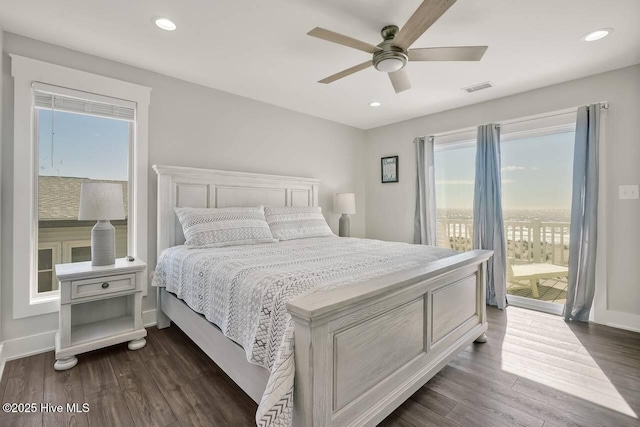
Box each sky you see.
[38,109,130,181]
[435,131,575,211]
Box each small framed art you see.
[381,156,398,183]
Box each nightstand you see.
[54,258,147,370]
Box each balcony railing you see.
[438,218,570,266]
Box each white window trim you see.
[10,54,151,319]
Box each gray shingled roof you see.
[38,176,128,221]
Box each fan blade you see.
[409,46,488,61]
[389,69,411,93]
[308,27,380,54]
[319,61,373,84]
[393,0,457,50]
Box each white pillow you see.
[264,206,334,241]
[174,206,277,247]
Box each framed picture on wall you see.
[381,156,399,183]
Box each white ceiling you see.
[1,0,639,130]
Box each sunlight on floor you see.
[498,308,638,419]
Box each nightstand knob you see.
[101,282,110,289]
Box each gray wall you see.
[1,33,366,342]
[364,64,640,317]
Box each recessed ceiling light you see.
[154,17,177,31]
[583,28,613,42]
[369,101,382,107]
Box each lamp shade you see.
[335,193,356,215]
[78,182,125,221]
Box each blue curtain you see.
[473,124,507,309]
[414,137,437,245]
[565,104,601,322]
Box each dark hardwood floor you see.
[1,306,639,427]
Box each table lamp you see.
[335,192,356,237]
[78,182,125,266]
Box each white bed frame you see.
[153,164,492,427]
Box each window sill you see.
[31,291,60,305]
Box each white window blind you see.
[500,111,576,142]
[33,82,136,122]
[432,108,578,151]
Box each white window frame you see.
[11,54,151,319]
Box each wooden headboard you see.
[153,165,320,255]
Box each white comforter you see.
[152,236,456,427]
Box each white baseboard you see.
[1,329,57,363]
[594,309,640,333]
[143,308,157,327]
[0,308,159,373]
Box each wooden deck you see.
[1,306,638,427]
[508,277,568,305]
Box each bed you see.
[152,165,493,427]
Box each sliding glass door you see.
[432,123,575,315]
[501,131,574,313]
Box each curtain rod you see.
[413,101,609,142]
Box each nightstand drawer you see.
[71,273,136,300]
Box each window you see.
[434,142,476,252]
[35,87,133,296]
[11,55,150,319]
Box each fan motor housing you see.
[373,25,408,72]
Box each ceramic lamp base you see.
[339,214,351,237]
[91,220,116,266]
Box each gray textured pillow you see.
[264,206,334,241]
[174,206,277,247]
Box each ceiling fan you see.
[308,0,488,93]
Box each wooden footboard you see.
[287,249,493,427]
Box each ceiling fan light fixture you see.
[375,58,405,73]
[154,17,177,31]
[583,28,612,42]
[373,48,408,73]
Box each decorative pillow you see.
[264,206,334,241]
[174,206,277,247]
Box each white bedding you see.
[152,236,456,427]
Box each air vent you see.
[462,81,493,93]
